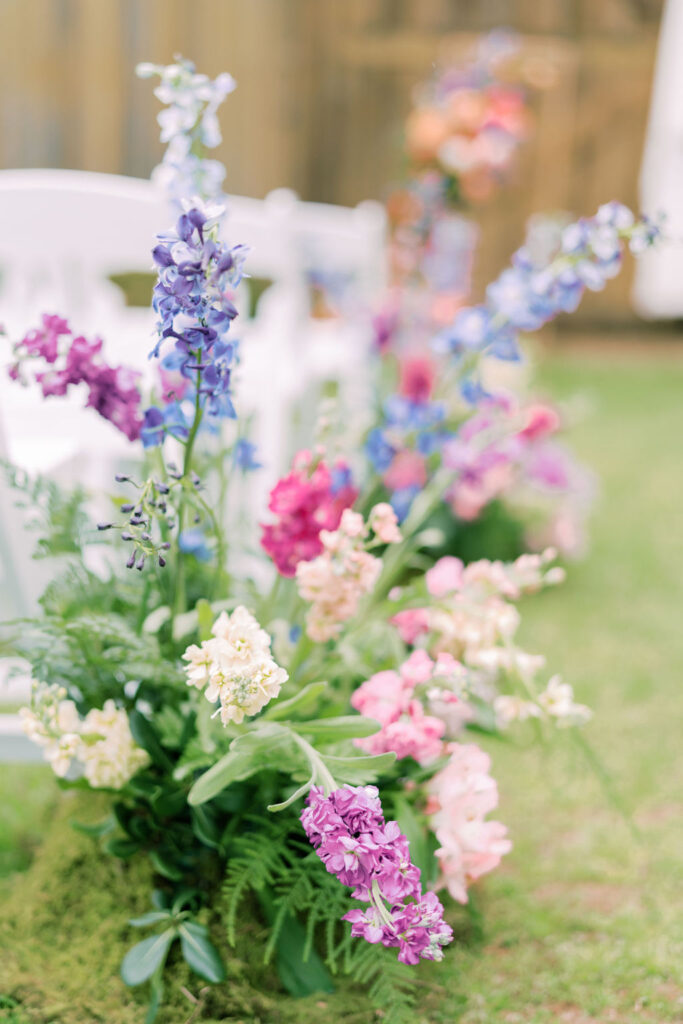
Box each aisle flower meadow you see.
[1,54,660,1023]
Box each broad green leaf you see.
[188,723,308,806]
[120,930,175,986]
[264,681,328,720]
[273,914,333,996]
[321,750,396,783]
[128,911,171,928]
[179,922,226,983]
[171,608,198,641]
[294,715,381,741]
[142,605,171,635]
[188,749,259,807]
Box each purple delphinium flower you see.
[234,438,261,471]
[137,58,236,208]
[301,785,453,965]
[142,200,247,447]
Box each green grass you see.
[1,347,682,1022]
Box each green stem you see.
[171,375,203,630]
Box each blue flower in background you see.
[178,529,213,562]
[390,486,420,524]
[366,428,396,473]
[435,203,662,368]
[234,438,262,471]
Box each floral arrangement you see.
[3,57,659,1021]
[367,33,653,563]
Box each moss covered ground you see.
[1,346,682,1022]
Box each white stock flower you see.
[182,605,288,724]
[537,675,592,727]
[79,701,150,788]
[493,694,541,728]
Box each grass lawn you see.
[1,346,682,1022]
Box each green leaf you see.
[120,930,176,986]
[178,922,226,983]
[142,605,171,635]
[150,849,184,881]
[196,598,214,642]
[321,751,396,784]
[273,915,333,996]
[106,837,140,858]
[171,608,199,641]
[294,716,381,741]
[188,724,305,806]
[70,815,115,838]
[392,795,432,883]
[188,749,258,807]
[128,911,171,928]
[128,710,174,770]
[267,774,314,813]
[264,681,328,720]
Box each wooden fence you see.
[0,0,665,320]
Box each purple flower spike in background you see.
[301,785,453,964]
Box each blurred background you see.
[0,0,671,324]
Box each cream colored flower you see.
[182,605,288,724]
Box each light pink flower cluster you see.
[426,742,511,903]
[393,551,564,663]
[260,449,358,577]
[296,507,399,642]
[351,650,473,764]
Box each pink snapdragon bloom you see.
[427,742,511,903]
[261,450,358,577]
[296,509,381,642]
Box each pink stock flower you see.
[352,649,469,763]
[426,556,464,598]
[383,450,427,492]
[391,608,430,645]
[369,502,402,545]
[261,450,357,577]
[296,508,381,642]
[427,742,511,903]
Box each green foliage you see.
[0,460,90,558]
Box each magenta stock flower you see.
[10,315,143,442]
[261,449,357,577]
[301,784,453,965]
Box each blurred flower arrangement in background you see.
[1,51,660,1024]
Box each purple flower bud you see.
[135,555,145,571]
[158,555,166,568]
[126,552,136,569]
[97,522,113,531]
